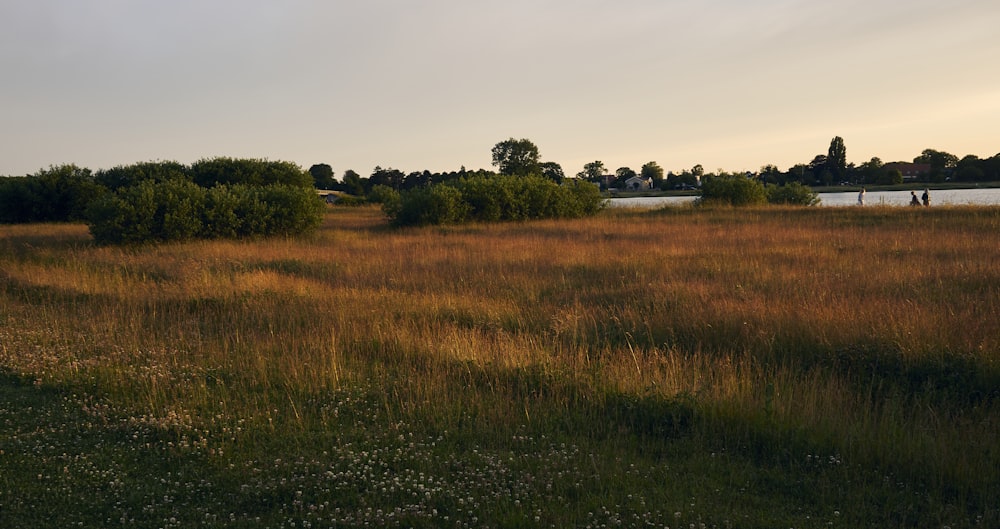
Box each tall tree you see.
[827,136,847,180]
[491,138,541,176]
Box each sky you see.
[3,0,999,178]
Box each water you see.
[608,188,1000,208]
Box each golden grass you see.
[2,206,998,494]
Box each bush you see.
[86,181,323,244]
[389,185,469,227]
[86,179,206,244]
[189,157,313,188]
[0,165,104,223]
[766,182,820,206]
[385,175,605,226]
[95,161,189,191]
[695,176,768,207]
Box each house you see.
[883,162,931,181]
[624,176,653,191]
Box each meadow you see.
[1,204,997,528]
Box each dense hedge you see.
[86,180,324,244]
[384,175,604,226]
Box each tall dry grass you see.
[2,205,998,499]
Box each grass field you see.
[2,205,998,528]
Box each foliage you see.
[827,136,847,180]
[576,160,606,183]
[94,161,189,191]
[308,163,336,190]
[640,161,665,186]
[0,165,104,223]
[766,182,820,206]
[386,175,605,226]
[86,180,323,244]
[491,138,541,177]
[695,175,768,206]
[367,184,400,205]
[189,157,313,188]
[388,183,469,226]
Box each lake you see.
[608,188,1000,208]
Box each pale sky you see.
[3,0,999,178]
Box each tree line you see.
[310,137,1000,199]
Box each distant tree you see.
[402,170,432,190]
[857,157,883,185]
[342,170,365,196]
[369,166,405,191]
[827,136,847,180]
[577,160,606,183]
[914,149,958,182]
[614,166,637,189]
[640,161,664,187]
[881,168,904,185]
[308,163,337,189]
[539,161,565,184]
[759,164,783,185]
[491,138,541,176]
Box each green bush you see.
[95,161,189,191]
[0,165,104,223]
[189,157,313,189]
[696,175,768,207]
[386,175,605,226]
[766,182,820,206]
[85,181,158,244]
[389,185,469,226]
[86,181,323,244]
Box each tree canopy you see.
[491,138,541,177]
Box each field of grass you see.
[2,204,998,528]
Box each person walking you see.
[857,187,866,206]
[910,191,921,206]
[921,188,930,207]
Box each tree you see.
[491,138,541,176]
[369,166,405,191]
[539,161,565,184]
[577,161,606,183]
[640,161,664,186]
[914,149,958,181]
[857,157,883,185]
[614,166,637,188]
[308,163,336,190]
[827,136,847,180]
[341,170,365,196]
[759,164,783,185]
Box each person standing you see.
[921,188,930,207]
[858,187,866,206]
